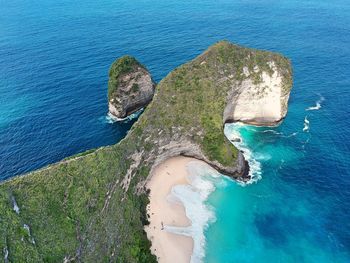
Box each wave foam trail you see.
[283,132,298,138]
[257,129,299,138]
[260,129,283,135]
[303,116,310,132]
[165,163,221,263]
[306,94,325,111]
[224,123,262,184]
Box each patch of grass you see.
[132,83,140,93]
[108,56,145,99]
[201,115,237,165]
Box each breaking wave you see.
[224,123,262,184]
[104,108,144,123]
[165,162,222,263]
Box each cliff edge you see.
[223,60,292,126]
[108,56,156,119]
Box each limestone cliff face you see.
[223,61,292,126]
[108,56,156,119]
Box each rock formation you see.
[223,61,292,126]
[108,56,156,119]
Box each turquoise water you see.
[203,122,350,262]
[1,0,350,261]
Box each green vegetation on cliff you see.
[108,55,145,99]
[0,140,155,263]
[0,41,292,262]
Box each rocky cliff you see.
[108,56,156,119]
[223,61,292,126]
[0,41,292,262]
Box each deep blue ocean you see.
[1,0,349,262]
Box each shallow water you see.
[203,123,350,262]
[166,163,219,263]
[1,0,350,261]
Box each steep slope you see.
[0,41,292,262]
[108,56,156,119]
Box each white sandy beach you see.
[145,156,200,263]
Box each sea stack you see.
[108,56,156,119]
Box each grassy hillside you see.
[0,41,292,262]
[108,55,146,99]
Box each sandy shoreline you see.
[145,156,202,263]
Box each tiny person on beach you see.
[161,221,164,230]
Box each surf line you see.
[105,108,144,123]
[224,123,262,184]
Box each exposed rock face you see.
[224,61,292,126]
[108,56,156,119]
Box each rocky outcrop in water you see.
[108,56,156,119]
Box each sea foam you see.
[105,108,144,123]
[224,123,262,184]
[303,116,310,132]
[306,94,325,111]
[165,162,222,263]
[256,128,298,138]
